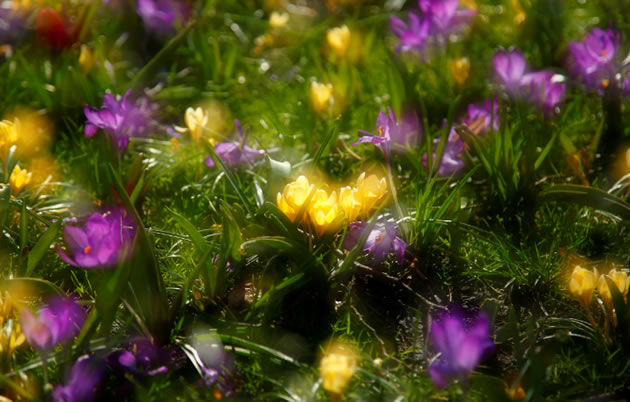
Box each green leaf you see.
[25,220,61,277]
[170,209,208,253]
[539,185,630,221]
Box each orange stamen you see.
[378,125,385,137]
[84,245,92,254]
[601,79,609,89]
[601,49,606,57]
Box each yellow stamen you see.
[378,125,385,137]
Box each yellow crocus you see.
[569,265,596,308]
[277,176,315,222]
[0,119,19,152]
[319,340,359,396]
[9,165,31,196]
[175,107,209,144]
[449,57,470,87]
[269,11,289,28]
[78,44,95,74]
[308,189,341,236]
[311,82,333,115]
[356,172,387,215]
[327,25,350,58]
[598,268,630,311]
[339,186,361,223]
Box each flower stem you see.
[385,157,407,238]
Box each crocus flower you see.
[493,49,527,96]
[84,90,155,153]
[597,268,630,312]
[390,12,430,55]
[57,208,136,269]
[20,296,86,352]
[354,107,399,157]
[429,310,494,388]
[174,107,208,144]
[9,164,31,195]
[137,0,189,36]
[327,25,351,58]
[52,355,106,402]
[342,221,406,264]
[418,0,476,39]
[319,340,359,397]
[311,82,334,115]
[493,49,565,112]
[204,120,269,168]
[520,71,566,113]
[354,172,388,214]
[277,176,315,222]
[424,98,499,176]
[107,336,171,377]
[308,189,341,236]
[569,265,597,309]
[567,27,620,93]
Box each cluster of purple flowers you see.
[424,99,499,176]
[493,49,566,114]
[390,0,476,56]
[84,91,156,154]
[57,208,136,269]
[50,335,236,402]
[567,26,630,95]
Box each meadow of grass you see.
[2,0,630,400]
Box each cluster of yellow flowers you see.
[569,265,630,326]
[319,340,359,397]
[277,173,387,236]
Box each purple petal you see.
[429,361,457,389]
[20,310,53,351]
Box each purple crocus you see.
[418,0,476,39]
[493,49,565,112]
[84,90,155,153]
[567,27,620,93]
[423,99,499,176]
[429,310,494,389]
[389,12,430,55]
[493,49,527,96]
[342,221,406,264]
[107,336,173,377]
[20,296,86,352]
[204,120,269,168]
[354,107,401,158]
[52,355,106,402]
[390,0,474,56]
[520,71,566,113]
[57,208,136,269]
[137,0,189,36]
[0,6,28,45]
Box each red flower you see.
[35,8,77,51]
